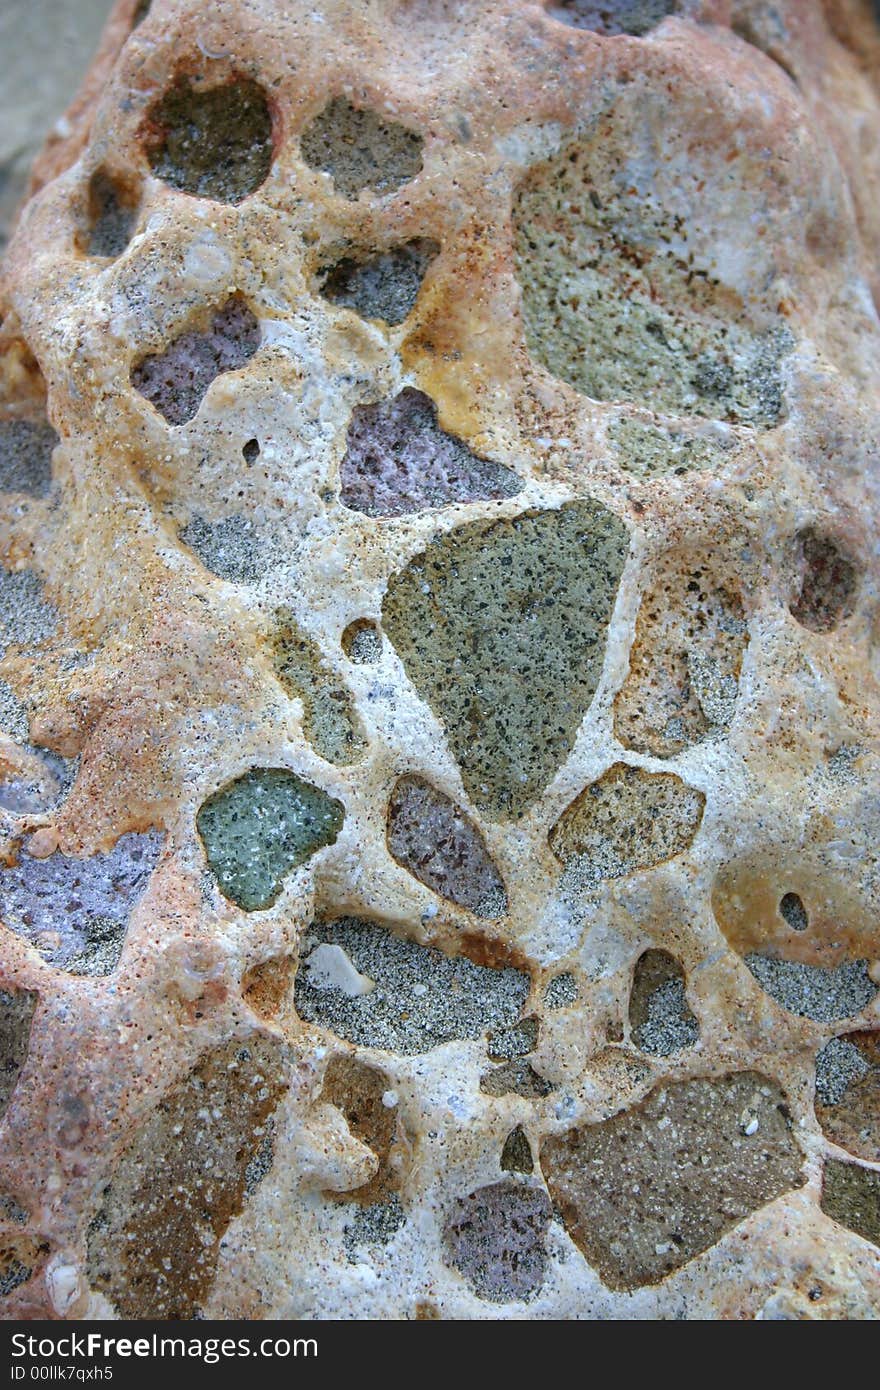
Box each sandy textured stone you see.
[0,0,879,1322]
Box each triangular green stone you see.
[382,501,629,819]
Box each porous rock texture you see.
[0,0,879,1322]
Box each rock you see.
[0,0,879,1321]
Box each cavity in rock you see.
[320,1054,409,1204]
[340,388,521,518]
[180,514,271,585]
[790,529,858,633]
[0,988,37,1119]
[0,419,57,496]
[0,569,57,660]
[131,296,260,426]
[542,1072,803,1289]
[85,170,138,259]
[821,1160,880,1249]
[546,0,679,35]
[614,557,748,758]
[343,1195,406,1260]
[86,1036,287,1318]
[513,132,791,425]
[814,1033,880,1163]
[271,613,365,765]
[300,98,423,199]
[480,1060,553,1098]
[319,239,438,325]
[544,972,578,1010]
[341,619,382,664]
[444,1181,551,1303]
[501,1126,534,1175]
[145,77,273,204]
[744,954,877,1023]
[779,892,808,932]
[295,917,529,1055]
[550,763,705,883]
[628,949,699,1056]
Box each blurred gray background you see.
[0,0,115,245]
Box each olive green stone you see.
[271,611,365,766]
[382,501,629,819]
[821,1160,880,1249]
[513,137,792,426]
[197,768,343,911]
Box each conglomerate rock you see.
[0,0,878,1321]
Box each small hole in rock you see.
[341,619,382,664]
[487,1016,538,1061]
[790,528,858,633]
[628,949,699,1056]
[480,1060,553,1099]
[272,610,365,764]
[343,1196,406,1261]
[814,1034,879,1164]
[321,1054,411,1206]
[821,1160,880,1250]
[0,418,57,497]
[0,988,38,1120]
[85,170,139,259]
[544,972,578,1010]
[242,955,294,1020]
[242,438,260,464]
[779,892,808,932]
[0,1237,47,1297]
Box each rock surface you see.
[0,0,879,1321]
